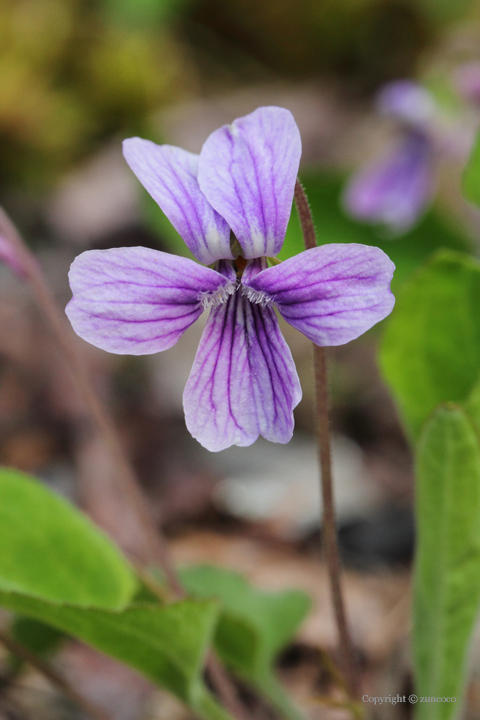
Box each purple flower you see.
[454,62,480,105]
[344,81,437,234]
[344,129,435,233]
[66,107,395,452]
[376,80,435,125]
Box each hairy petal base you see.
[183,290,302,452]
[243,244,395,346]
[66,247,233,355]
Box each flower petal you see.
[123,139,232,264]
[198,107,301,259]
[376,80,436,125]
[183,291,302,451]
[243,244,395,346]
[455,62,480,105]
[343,130,435,233]
[66,247,234,355]
[242,256,268,283]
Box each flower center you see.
[199,256,275,310]
[233,256,247,279]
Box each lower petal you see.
[183,292,301,452]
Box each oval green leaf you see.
[0,468,136,609]
[463,130,480,207]
[379,250,480,440]
[181,565,310,720]
[414,405,480,718]
[0,591,231,720]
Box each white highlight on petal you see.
[199,280,237,309]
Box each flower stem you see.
[0,628,113,720]
[0,207,245,720]
[294,180,360,699]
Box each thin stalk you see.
[0,207,244,720]
[293,180,359,699]
[0,629,113,720]
[206,653,249,720]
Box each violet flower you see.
[455,62,480,106]
[343,81,436,234]
[66,107,395,452]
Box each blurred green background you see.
[1,0,478,192]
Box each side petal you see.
[243,244,395,346]
[123,138,232,264]
[66,247,234,355]
[198,107,301,259]
[183,292,302,452]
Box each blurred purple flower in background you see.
[66,107,395,451]
[0,233,27,279]
[343,80,437,234]
[455,62,480,105]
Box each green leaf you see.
[103,0,191,26]
[417,0,474,22]
[465,372,480,430]
[413,404,480,718]
[379,250,480,440]
[0,468,136,609]
[463,131,480,207]
[8,616,64,673]
[181,565,311,720]
[11,616,64,657]
[0,591,230,720]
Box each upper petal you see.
[197,107,301,259]
[66,247,234,355]
[123,139,232,264]
[243,244,395,346]
[183,291,302,451]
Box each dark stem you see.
[293,180,359,699]
[206,652,249,720]
[0,629,113,720]
[0,207,244,720]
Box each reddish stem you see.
[294,180,360,699]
